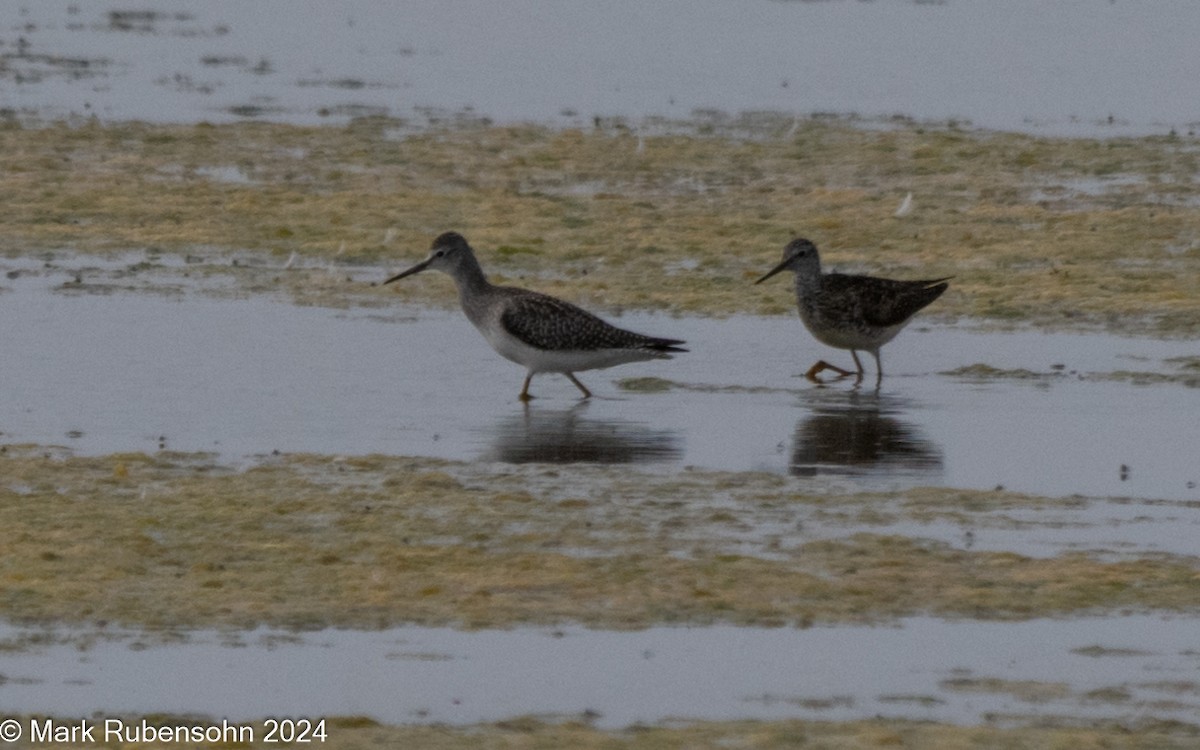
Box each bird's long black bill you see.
[754,259,791,285]
[383,257,432,285]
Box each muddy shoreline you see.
[2,118,1199,334]
[1,450,1196,631]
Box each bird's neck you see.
[451,253,493,301]
[793,269,822,298]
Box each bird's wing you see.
[499,290,683,352]
[823,274,950,328]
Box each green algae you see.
[942,363,1059,380]
[941,362,1200,387]
[615,376,675,393]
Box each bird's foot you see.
[805,360,857,384]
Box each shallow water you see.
[1,615,1198,728]
[3,263,1199,730]
[4,0,1199,135]
[1,261,1197,503]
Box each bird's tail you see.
[644,338,688,354]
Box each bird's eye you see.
[435,250,445,258]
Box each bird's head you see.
[384,231,474,284]
[754,237,821,284]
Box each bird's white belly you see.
[481,324,656,373]
[801,311,908,352]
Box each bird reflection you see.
[480,402,682,465]
[790,390,941,478]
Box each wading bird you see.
[756,237,949,387]
[385,232,686,400]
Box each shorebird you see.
[755,238,949,387]
[384,232,686,400]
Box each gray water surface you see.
[1,262,1197,501]
[2,616,1198,728]
[3,0,1199,135]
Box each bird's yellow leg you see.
[850,351,867,386]
[566,372,593,399]
[805,360,856,383]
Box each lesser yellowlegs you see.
[755,238,949,387]
[384,232,686,400]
